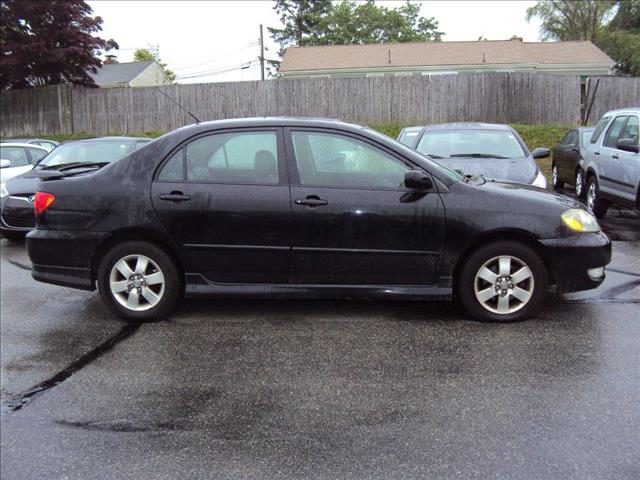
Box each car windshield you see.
[415,130,526,159]
[37,140,144,168]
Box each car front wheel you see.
[458,241,546,322]
[97,241,182,322]
[575,168,585,199]
[551,163,564,190]
[586,176,608,219]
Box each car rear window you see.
[38,141,141,167]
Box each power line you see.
[171,41,260,72]
[175,60,259,80]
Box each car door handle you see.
[295,196,328,207]
[612,154,619,159]
[594,151,600,156]
[159,192,191,202]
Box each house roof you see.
[89,61,155,86]
[279,39,615,73]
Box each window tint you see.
[604,116,628,148]
[569,130,579,146]
[157,150,184,181]
[27,147,47,163]
[291,131,411,189]
[591,116,611,143]
[581,131,592,146]
[185,131,278,184]
[0,146,29,167]
[621,116,639,145]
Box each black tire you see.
[457,241,547,322]
[97,241,182,323]
[575,167,585,199]
[586,176,608,219]
[551,162,564,190]
[1,230,25,242]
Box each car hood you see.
[478,177,583,210]
[437,157,537,184]
[5,168,40,194]
[1,166,33,185]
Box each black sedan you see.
[26,118,610,322]
[551,126,595,198]
[1,137,150,240]
[398,123,550,187]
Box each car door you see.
[613,114,640,204]
[598,115,628,195]
[285,128,445,286]
[554,130,573,180]
[562,130,580,181]
[151,128,292,284]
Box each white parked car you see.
[581,108,640,218]
[0,143,49,198]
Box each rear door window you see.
[183,131,279,184]
[603,116,628,149]
[398,128,422,147]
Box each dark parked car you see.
[26,118,610,322]
[397,123,550,188]
[1,137,150,240]
[551,126,595,197]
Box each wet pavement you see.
[1,210,639,479]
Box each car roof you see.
[63,136,152,144]
[602,108,640,116]
[0,142,48,150]
[173,117,368,137]
[401,122,513,132]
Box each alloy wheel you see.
[587,181,597,212]
[473,255,534,315]
[575,170,583,197]
[109,254,165,311]
[552,164,558,186]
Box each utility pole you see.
[259,24,265,81]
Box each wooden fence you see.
[1,72,638,136]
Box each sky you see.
[88,0,542,84]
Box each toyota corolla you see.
[26,118,611,322]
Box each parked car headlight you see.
[561,208,600,232]
[0,183,8,199]
[531,170,547,189]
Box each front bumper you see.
[540,231,612,293]
[1,194,35,233]
[26,229,107,291]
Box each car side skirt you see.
[184,273,452,300]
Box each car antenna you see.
[157,87,201,124]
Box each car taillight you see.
[34,192,56,215]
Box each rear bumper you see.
[540,231,612,293]
[26,229,107,291]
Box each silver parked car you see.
[581,108,640,218]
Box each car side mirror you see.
[404,170,433,190]
[531,147,551,159]
[0,159,11,168]
[616,138,639,154]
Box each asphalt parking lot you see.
[1,203,639,479]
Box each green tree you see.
[525,0,615,41]
[0,0,118,89]
[526,0,640,75]
[268,0,442,69]
[133,48,175,82]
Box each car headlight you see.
[561,208,600,233]
[531,170,547,188]
[0,183,8,199]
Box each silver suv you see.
[582,108,640,218]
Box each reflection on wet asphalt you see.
[1,217,639,479]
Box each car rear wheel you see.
[551,163,564,190]
[586,176,608,219]
[575,168,585,199]
[97,241,182,322]
[458,241,546,322]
